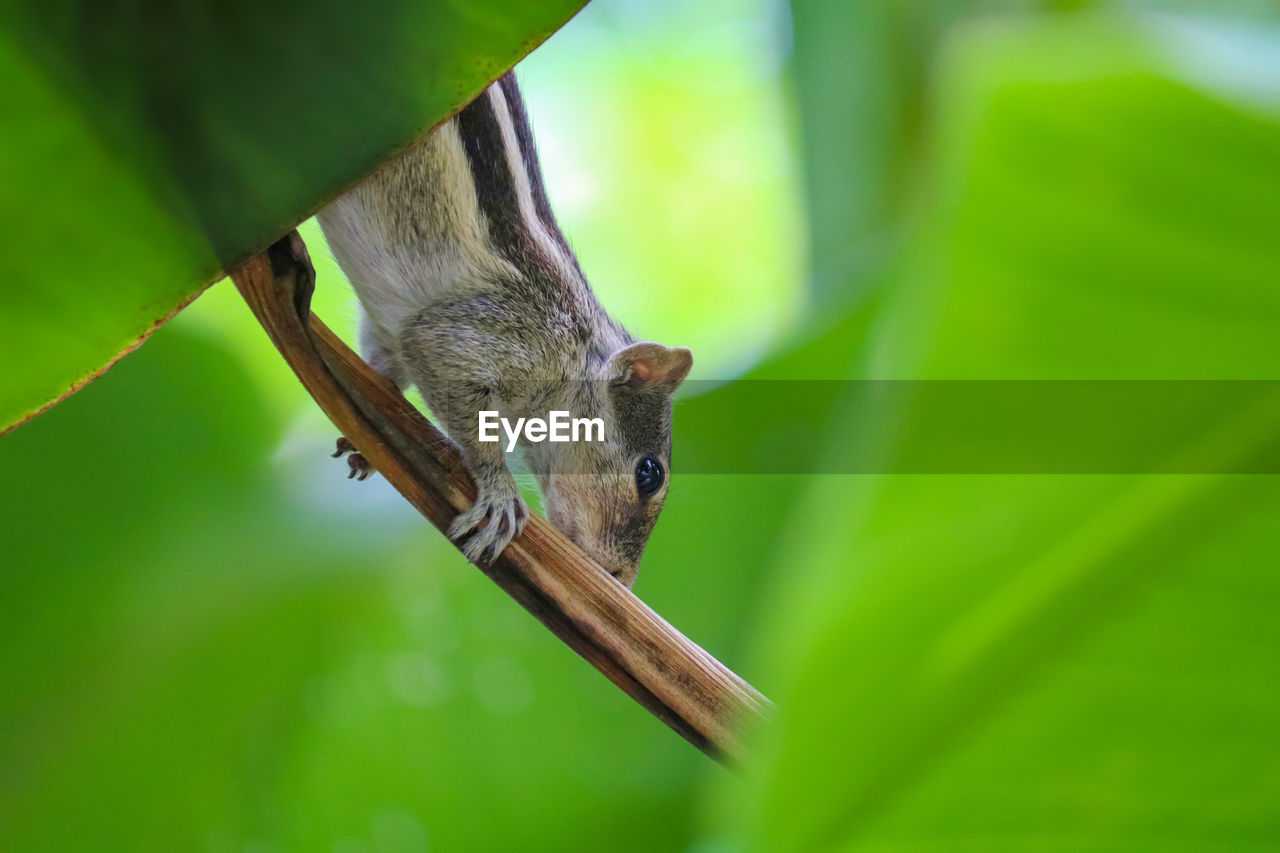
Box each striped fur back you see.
[317,72,595,351]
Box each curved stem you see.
[231,231,770,764]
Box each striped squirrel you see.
[317,71,692,587]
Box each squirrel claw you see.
[346,453,373,481]
[449,489,529,565]
[333,436,374,481]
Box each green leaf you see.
[787,0,1065,309]
[0,0,586,432]
[723,15,1280,850]
[0,315,708,852]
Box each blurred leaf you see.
[786,0,1280,311]
[722,15,1280,850]
[0,317,709,852]
[0,0,585,432]
[787,0,1062,309]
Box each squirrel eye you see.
[635,456,664,498]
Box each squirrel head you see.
[528,342,692,588]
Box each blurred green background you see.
[4,0,1280,850]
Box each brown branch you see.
[230,231,770,764]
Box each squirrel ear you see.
[605,342,693,394]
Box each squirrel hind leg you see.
[330,437,375,481]
[328,311,410,483]
[359,308,409,390]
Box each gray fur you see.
[316,72,691,586]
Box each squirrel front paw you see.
[447,481,529,565]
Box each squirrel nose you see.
[605,565,638,590]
